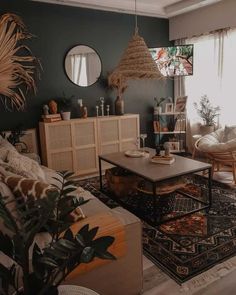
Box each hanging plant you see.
[0,13,41,111]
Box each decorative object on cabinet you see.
[96,105,99,117]
[49,100,58,114]
[100,97,105,116]
[64,45,102,87]
[42,114,62,123]
[0,13,41,111]
[106,105,110,116]
[114,95,124,115]
[61,111,71,121]
[39,114,139,176]
[43,104,49,115]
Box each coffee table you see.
[98,148,212,225]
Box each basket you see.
[105,167,140,198]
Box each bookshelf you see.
[153,111,186,153]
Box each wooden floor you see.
[142,255,236,295]
[142,170,236,295]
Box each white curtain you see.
[70,54,88,86]
[185,28,236,130]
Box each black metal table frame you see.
[99,156,212,226]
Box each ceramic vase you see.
[115,96,124,115]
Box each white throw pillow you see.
[5,150,46,181]
[223,125,236,142]
[0,137,17,161]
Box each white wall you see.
[169,0,236,40]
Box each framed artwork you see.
[165,103,174,113]
[169,141,180,151]
[174,96,187,112]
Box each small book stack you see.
[42,114,61,123]
[150,155,175,165]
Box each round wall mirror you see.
[64,45,102,87]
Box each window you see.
[185,29,236,126]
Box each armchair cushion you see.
[197,128,236,153]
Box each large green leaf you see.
[92,236,115,252]
[61,187,77,195]
[0,231,14,259]
[80,247,95,263]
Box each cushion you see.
[197,128,236,153]
[0,136,16,161]
[5,150,46,181]
[223,125,236,142]
[3,174,57,201]
[2,174,85,222]
[0,180,19,236]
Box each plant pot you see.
[61,111,71,121]
[154,106,162,115]
[200,125,214,135]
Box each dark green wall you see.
[0,0,173,146]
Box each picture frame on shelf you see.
[174,96,187,112]
[169,141,180,151]
[165,103,174,113]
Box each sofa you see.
[0,136,143,295]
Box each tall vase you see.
[115,96,124,116]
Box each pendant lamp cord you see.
[135,0,138,35]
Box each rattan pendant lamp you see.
[108,0,163,93]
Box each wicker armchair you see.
[195,127,236,184]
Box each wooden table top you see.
[99,148,211,182]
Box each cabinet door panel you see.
[100,143,119,155]
[74,121,96,146]
[51,151,73,171]
[120,117,138,139]
[100,120,119,143]
[121,141,137,151]
[48,125,72,150]
[75,147,97,173]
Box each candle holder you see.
[100,97,104,117]
[95,105,99,117]
[106,105,110,116]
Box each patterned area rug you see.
[77,174,236,284]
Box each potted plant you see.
[154,97,165,114]
[58,95,74,120]
[193,95,220,135]
[0,171,115,295]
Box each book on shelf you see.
[150,155,175,165]
[42,114,61,119]
[43,117,61,123]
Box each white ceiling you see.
[32,0,223,18]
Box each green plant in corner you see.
[193,95,220,126]
[0,171,116,295]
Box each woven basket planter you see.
[105,167,140,198]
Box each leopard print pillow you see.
[2,174,85,222]
[2,175,56,201]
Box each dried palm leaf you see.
[0,13,41,111]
